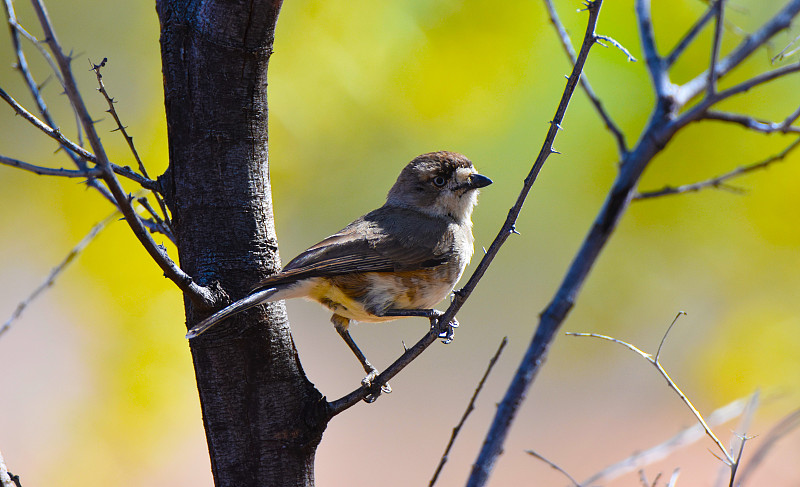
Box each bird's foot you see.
[430,312,459,344]
[361,369,391,403]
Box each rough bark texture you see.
[156,1,327,485]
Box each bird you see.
[186,151,491,399]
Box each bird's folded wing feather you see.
[251,207,454,291]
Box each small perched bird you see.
[186,151,491,398]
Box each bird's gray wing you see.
[252,206,453,291]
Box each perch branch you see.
[329,0,605,417]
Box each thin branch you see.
[636,0,671,98]
[524,450,580,487]
[665,3,717,67]
[595,34,637,62]
[708,0,726,96]
[429,337,507,487]
[567,321,734,464]
[28,1,215,308]
[137,196,174,241]
[0,153,102,178]
[542,0,628,156]
[329,0,606,419]
[580,396,750,485]
[655,310,685,362]
[703,110,800,134]
[91,59,171,226]
[464,3,608,485]
[0,210,119,338]
[677,0,800,105]
[0,86,159,190]
[667,469,681,487]
[772,32,800,62]
[735,407,800,485]
[634,136,800,200]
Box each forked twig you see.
[567,312,735,465]
[735,407,800,485]
[429,337,507,487]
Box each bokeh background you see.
[1,0,799,485]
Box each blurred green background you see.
[1,0,799,485]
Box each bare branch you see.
[634,136,800,200]
[0,153,101,178]
[429,337,507,487]
[580,397,750,485]
[707,0,726,96]
[0,86,159,190]
[595,34,637,62]
[29,0,215,308]
[567,316,734,464]
[524,450,580,487]
[665,3,716,67]
[91,59,171,226]
[703,110,800,134]
[0,210,119,338]
[772,32,800,62]
[735,407,800,485]
[542,0,628,156]
[635,0,671,98]
[678,0,800,105]
[465,3,608,485]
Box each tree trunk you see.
[156,1,327,485]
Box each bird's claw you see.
[430,315,459,344]
[361,369,391,403]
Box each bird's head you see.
[386,151,492,223]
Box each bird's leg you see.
[331,314,391,402]
[382,308,459,344]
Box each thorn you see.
[482,247,487,254]
[550,147,561,155]
[564,74,569,79]
[510,225,521,235]
[402,340,408,352]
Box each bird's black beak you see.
[468,173,493,189]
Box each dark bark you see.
[156,1,327,485]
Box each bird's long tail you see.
[186,287,279,339]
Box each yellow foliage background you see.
[1,1,798,485]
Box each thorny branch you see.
[0,0,217,308]
[327,0,606,417]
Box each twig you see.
[0,154,102,178]
[328,0,605,419]
[735,407,800,485]
[0,209,119,338]
[0,87,159,190]
[771,32,800,62]
[595,34,637,62]
[665,3,717,67]
[464,3,608,485]
[542,0,628,156]
[708,0,726,96]
[579,397,748,485]
[29,0,216,309]
[137,196,174,241]
[567,315,735,464]
[702,110,800,134]
[91,59,171,226]
[636,0,671,98]
[429,337,507,487]
[524,450,580,487]
[677,0,800,105]
[634,136,800,200]
[667,468,681,487]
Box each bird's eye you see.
[432,176,446,187]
